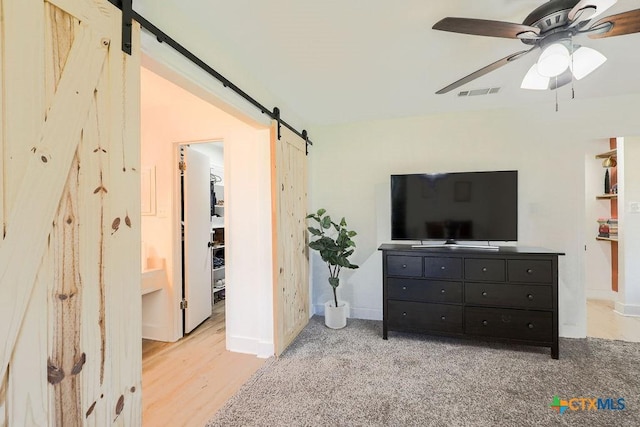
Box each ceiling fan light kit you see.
[537,43,571,77]
[520,42,607,89]
[570,46,607,79]
[432,0,640,94]
[521,64,551,90]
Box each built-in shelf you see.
[212,286,225,293]
[212,244,225,250]
[595,148,617,159]
[594,139,619,293]
[213,266,225,272]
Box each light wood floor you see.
[587,299,640,342]
[142,302,266,427]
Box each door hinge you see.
[180,299,188,310]
[179,161,186,171]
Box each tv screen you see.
[391,171,518,242]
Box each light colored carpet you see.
[207,316,640,426]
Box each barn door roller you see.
[121,0,133,54]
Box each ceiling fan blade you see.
[588,9,640,38]
[435,48,537,95]
[433,17,540,39]
[568,0,617,23]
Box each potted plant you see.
[306,208,359,329]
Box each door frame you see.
[142,50,307,356]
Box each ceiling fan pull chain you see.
[555,77,559,112]
[570,38,575,100]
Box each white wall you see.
[308,94,640,338]
[617,136,640,316]
[141,66,274,356]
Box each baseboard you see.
[312,304,382,321]
[142,323,176,342]
[256,340,274,359]
[614,302,640,317]
[586,289,617,301]
[227,334,274,357]
[559,324,586,339]
[349,307,382,321]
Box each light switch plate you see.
[629,202,640,214]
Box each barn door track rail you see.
[109,0,313,153]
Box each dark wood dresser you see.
[379,244,564,359]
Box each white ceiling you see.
[135,0,640,125]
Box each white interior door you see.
[184,146,213,333]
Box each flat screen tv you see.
[391,170,518,244]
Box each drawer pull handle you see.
[526,268,534,274]
[527,323,534,329]
[440,289,446,294]
[402,286,407,290]
[402,264,407,269]
[482,291,488,297]
[482,267,487,272]
[441,316,446,321]
[402,312,407,316]
[527,294,534,300]
[482,320,488,326]
[440,266,446,270]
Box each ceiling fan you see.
[432,0,640,94]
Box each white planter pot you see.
[324,300,349,329]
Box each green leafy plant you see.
[306,208,359,308]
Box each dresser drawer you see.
[424,257,462,279]
[464,307,552,342]
[464,259,505,282]
[388,301,463,334]
[464,282,552,309]
[508,260,553,284]
[387,278,462,303]
[387,255,422,277]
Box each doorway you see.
[140,65,275,349]
[139,66,272,424]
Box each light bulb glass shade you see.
[570,46,607,80]
[537,43,570,77]
[521,64,550,90]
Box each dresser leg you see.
[551,344,559,360]
[383,324,388,340]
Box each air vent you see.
[457,87,501,97]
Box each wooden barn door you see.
[0,0,141,425]
[271,122,309,356]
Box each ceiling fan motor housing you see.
[521,0,583,44]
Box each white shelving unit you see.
[211,226,225,303]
